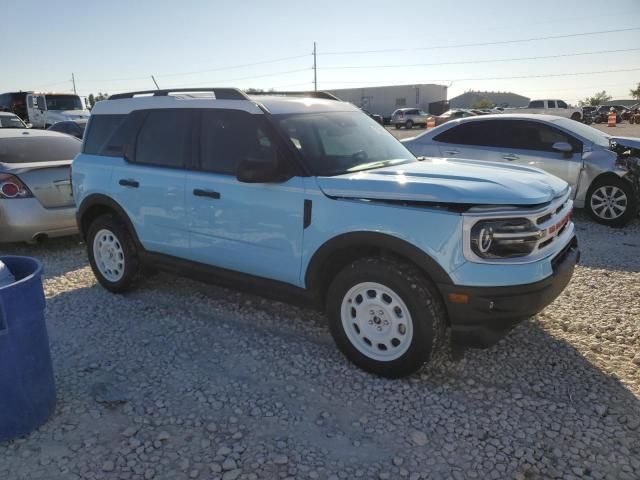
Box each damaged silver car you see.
[402,114,640,227]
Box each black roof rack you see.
[246,91,341,101]
[108,88,249,101]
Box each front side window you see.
[198,110,279,175]
[502,121,580,152]
[557,100,568,108]
[275,111,415,176]
[135,110,193,168]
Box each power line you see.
[314,67,640,86]
[318,27,640,56]
[79,53,310,83]
[320,47,640,70]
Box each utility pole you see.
[313,42,317,92]
[71,73,77,95]
[151,75,160,90]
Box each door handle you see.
[193,188,221,199]
[444,150,460,155]
[503,154,519,161]
[119,179,139,188]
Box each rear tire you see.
[405,120,414,129]
[326,257,446,378]
[394,124,401,129]
[570,112,581,121]
[86,214,140,293]
[586,177,637,227]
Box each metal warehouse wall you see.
[328,84,448,117]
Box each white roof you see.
[91,92,358,116]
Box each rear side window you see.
[529,101,544,108]
[83,115,127,156]
[0,135,81,163]
[433,122,499,145]
[134,110,194,168]
[198,110,278,175]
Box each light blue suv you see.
[73,88,579,377]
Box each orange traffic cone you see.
[607,111,617,127]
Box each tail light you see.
[0,174,33,199]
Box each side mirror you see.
[552,141,573,156]
[237,159,290,183]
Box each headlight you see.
[470,218,543,259]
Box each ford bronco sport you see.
[73,88,579,378]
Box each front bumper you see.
[0,198,77,243]
[439,237,579,348]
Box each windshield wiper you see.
[346,158,412,173]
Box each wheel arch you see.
[77,194,141,248]
[304,231,453,304]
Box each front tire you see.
[86,214,140,293]
[326,257,446,378]
[586,177,637,227]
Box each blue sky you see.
[1,0,639,103]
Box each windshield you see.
[275,111,416,176]
[45,95,83,111]
[0,115,26,128]
[552,118,610,147]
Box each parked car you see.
[25,92,90,128]
[391,108,429,129]
[427,109,476,127]
[73,88,578,378]
[517,99,582,121]
[402,114,639,226]
[0,112,28,129]
[592,105,622,124]
[47,119,87,139]
[0,129,80,243]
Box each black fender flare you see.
[304,231,453,290]
[76,194,142,248]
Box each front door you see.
[185,108,304,286]
[27,94,46,128]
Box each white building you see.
[327,84,448,120]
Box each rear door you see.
[110,109,193,258]
[185,108,305,285]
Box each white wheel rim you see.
[340,282,414,362]
[590,186,627,220]
[93,229,125,282]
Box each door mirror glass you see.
[552,141,573,153]
[236,159,290,183]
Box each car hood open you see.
[316,157,568,206]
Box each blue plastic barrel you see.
[0,256,56,442]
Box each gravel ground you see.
[0,211,638,480]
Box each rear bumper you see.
[439,237,579,348]
[0,198,77,243]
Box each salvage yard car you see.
[0,129,80,243]
[517,99,582,121]
[72,89,579,378]
[402,114,639,226]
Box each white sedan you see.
[402,114,639,227]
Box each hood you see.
[610,136,640,150]
[316,157,568,206]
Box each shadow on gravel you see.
[37,277,640,479]
[572,211,640,273]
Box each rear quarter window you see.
[83,114,127,156]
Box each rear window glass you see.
[83,115,127,156]
[0,135,81,163]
